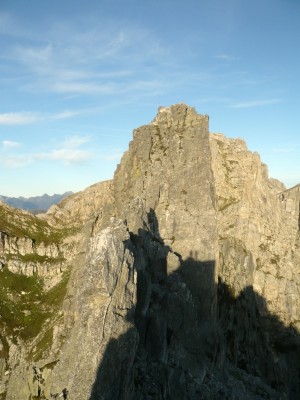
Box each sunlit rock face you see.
[114,104,217,261]
[1,104,299,400]
[211,133,300,328]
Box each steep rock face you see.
[5,219,137,400]
[6,104,219,399]
[0,201,72,284]
[114,105,217,261]
[0,181,116,399]
[109,104,221,398]
[210,133,300,328]
[114,104,218,321]
[0,202,78,399]
[210,133,300,398]
[1,104,299,399]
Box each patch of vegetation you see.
[217,196,239,212]
[43,270,70,307]
[6,253,65,264]
[28,271,70,361]
[31,325,54,362]
[0,332,9,359]
[0,203,76,245]
[0,267,70,342]
[0,268,46,341]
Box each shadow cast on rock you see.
[218,279,300,399]
[89,209,300,400]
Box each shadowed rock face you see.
[1,104,299,399]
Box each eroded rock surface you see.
[40,180,114,228]
[0,104,299,399]
[211,133,300,328]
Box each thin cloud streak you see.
[0,12,30,39]
[215,53,238,61]
[34,134,92,165]
[230,99,281,108]
[104,148,124,161]
[0,155,32,168]
[52,110,80,120]
[0,134,92,168]
[34,148,92,165]
[63,135,91,148]
[0,110,86,125]
[272,148,294,154]
[2,140,21,149]
[0,112,41,125]
[2,18,169,98]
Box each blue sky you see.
[0,0,299,196]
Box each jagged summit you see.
[0,105,299,399]
[150,102,208,127]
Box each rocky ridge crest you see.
[0,104,299,399]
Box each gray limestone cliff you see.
[0,104,299,399]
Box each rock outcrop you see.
[0,104,299,399]
[211,133,300,328]
[0,201,72,285]
[39,180,114,229]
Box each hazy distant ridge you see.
[0,192,73,212]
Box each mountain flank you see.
[0,104,299,399]
[0,192,73,214]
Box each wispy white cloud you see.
[104,148,124,161]
[0,12,29,38]
[0,134,92,168]
[52,81,117,95]
[14,43,53,65]
[215,53,238,61]
[0,154,32,168]
[229,99,281,108]
[1,16,168,97]
[2,140,21,149]
[63,135,90,148]
[34,134,92,165]
[51,110,80,120]
[0,112,41,125]
[0,109,84,125]
[34,148,91,165]
[272,148,294,154]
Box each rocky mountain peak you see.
[150,103,207,128]
[0,104,299,400]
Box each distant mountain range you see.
[0,192,73,213]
